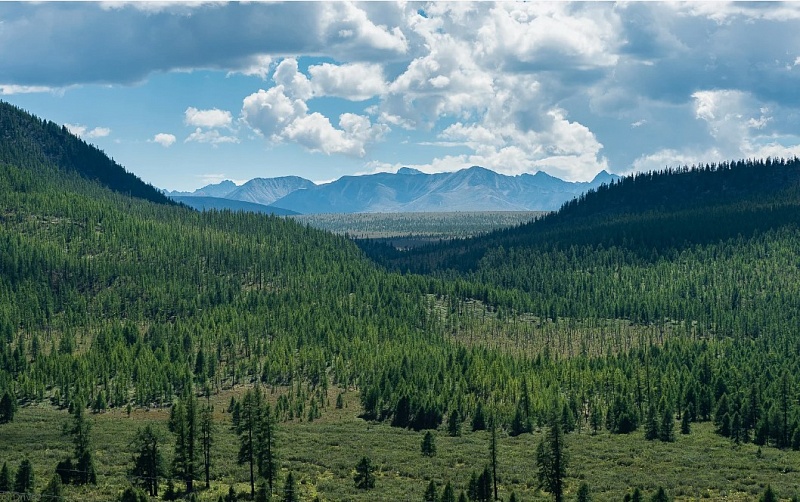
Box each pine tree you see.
[422,431,437,457]
[282,471,297,502]
[200,401,214,489]
[257,401,277,494]
[0,392,15,423]
[490,418,499,502]
[0,462,12,492]
[354,456,375,490]
[472,401,487,431]
[448,408,462,437]
[576,482,591,502]
[14,458,34,495]
[172,393,199,493]
[536,415,567,502]
[41,474,63,498]
[424,479,438,502]
[440,481,456,502]
[659,401,675,442]
[680,409,691,435]
[68,401,96,484]
[760,485,778,502]
[650,487,669,502]
[131,424,164,497]
[644,404,659,441]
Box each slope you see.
[0,101,172,205]
[171,195,299,215]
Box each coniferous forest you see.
[3,100,800,500]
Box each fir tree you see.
[354,456,375,490]
[424,480,438,502]
[14,458,34,495]
[282,472,297,502]
[422,431,437,457]
[0,462,12,492]
[536,415,567,502]
[130,424,165,497]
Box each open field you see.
[2,386,799,501]
[292,212,545,240]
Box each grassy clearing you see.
[2,388,800,501]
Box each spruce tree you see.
[760,485,778,502]
[440,481,456,502]
[424,479,438,502]
[659,401,675,442]
[131,424,164,497]
[14,458,34,495]
[0,462,12,492]
[650,487,669,502]
[422,431,437,457]
[576,482,591,502]
[354,456,375,490]
[282,472,297,502]
[536,414,567,502]
[200,401,214,489]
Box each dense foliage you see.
[2,102,800,499]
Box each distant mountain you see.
[169,176,315,207]
[167,180,239,198]
[227,176,315,205]
[0,101,173,205]
[171,196,299,215]
[270,166,618,214]
[166,167,618,214]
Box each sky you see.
[2,2,800,191]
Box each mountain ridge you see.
[169,167,618,214]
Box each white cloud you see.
[64,123,87,137]
[64,124,111,139]
[185,128,239,146]
[228,55,273,80]
[152,133,176,147]
[0,84,54,95]
[88,127,111,138]
[184,107,233,129]
[241,86,308,140]
[308,62,387,101]
[273,58,313,101]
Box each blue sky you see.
[2,2,800,191]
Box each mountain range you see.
[166,167,619,214]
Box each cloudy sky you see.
[2,2,800,191]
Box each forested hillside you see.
[2,103,800,501]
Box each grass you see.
[2,388,800,501]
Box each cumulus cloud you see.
[185,128,239,146]
[242,84,387,157]
[152,133,176,147]
[64,123,111,139]
[0,2,407,88]
[308,62,387,101]
[184,107,233,129]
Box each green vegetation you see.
[3,101,800,500]
[294,211,544,242]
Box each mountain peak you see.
[591,170,617,185]
[398,167,423,175]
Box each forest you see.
[2,100,800,501]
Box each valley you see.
[2,101,800,502]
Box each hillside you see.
[0,101,172,205]
[171,195,299,215]
[3,105,800,501]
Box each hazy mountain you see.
[171,196,299,215]
[167,180,239,198]
[225,176,315,206]
[270,166,619,214]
